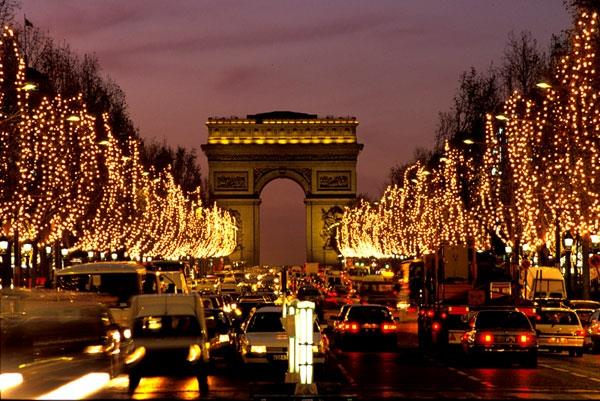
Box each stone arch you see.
[253,167,311,197]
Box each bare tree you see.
[500,31,549,99]
[0,0,18,26]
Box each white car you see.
[237,305,327,365]
[536,307,585,356]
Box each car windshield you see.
[539,311,580,325]
[56,273,141,306]
[299,288,320,296]
[346,306,392,323]
[205,311,230,336]
[133,315,201,337]
[359,283,394,294]
[247,311,284,332]
[475,311,531,330]
[574,310,593,324]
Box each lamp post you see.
[60,247,69,269]
[22,242,32,288]
[0,237,10,287]
[564,231,574,298]
[505,245,513,278]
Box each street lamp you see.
[111,252,118,261]
[564,231,574,297]
[0,237,9,287]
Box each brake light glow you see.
[381,323,397,333]
[480,333,494,345]
[342,322,360,333]
[427,310,435,318]
[440,312,447,319]
[575,329,586,337]
[519,334,531,344]
[431,322,441,332]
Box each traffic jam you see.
[1,249,599,399]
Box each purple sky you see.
[21,0,571,265]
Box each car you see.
[331,304,398,350]
[235,296,273,322]
[323,285,358,309]
[357,280,400,315]
[237,305,327,365]
[535,307,585,356]
[204,308,237,365]
[1,296,121,372]
[124,294,211,394]
[460,309,538,367]
[585,308,600,353]
[568,305,600,351]
[564,300,600,310]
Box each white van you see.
[125,293,211,393]
[523,266,567,301]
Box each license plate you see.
[272,354,288,360]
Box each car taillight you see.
[575,329,586,337]
[479,333,494,345]
[440,312,447,319]
[431,321,441,332]
[381,323,397,333]
[342,322,360,333]
[427,310,435,318]
[519,334,531,344]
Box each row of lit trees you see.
[337,10,600,267]
[1,26,236,266]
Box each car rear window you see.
[247,312,284,332]
[539,311,580,325]
[133,315,201,337]
[346,306,392,323]
[475,311,531,329]
[299,288,320,297]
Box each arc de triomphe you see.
[201,111,363,266]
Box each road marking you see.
[335,362,356,385]
[569,372,586,378]
[588,378,600,383]
[480,381,495,388]
[553,367,569,373]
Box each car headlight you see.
[218,334,230,343]
[125,346,146,365]
[187,344,202,362]
[250,345,267,354]
[123,328,132,340]
[84,345,105,354]
[312,345,319,353]
[110,329,121,343]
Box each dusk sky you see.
[21,1,571,265]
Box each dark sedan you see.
[332,304,398,350]
[461,309,537,367]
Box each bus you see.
[55,261,163,329]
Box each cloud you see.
[94,12,409,61]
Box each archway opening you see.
[259,178,306,266]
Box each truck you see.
[522,266,567,301]
[418,246,538,351]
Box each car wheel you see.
[128,374,141,393]
[575,348,583,357]
[197,374,209,394]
